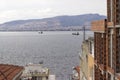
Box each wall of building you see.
[88,54,94,80]
[91,20,106,32]
[80,41,89,80]
[91,0,120,79]
[80,38,94,80]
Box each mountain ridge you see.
[0,14,106,31]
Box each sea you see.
[0,31,93,80]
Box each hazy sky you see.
[0,0,107,24]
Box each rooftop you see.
[21,63,49,78]
[0,64,24,80]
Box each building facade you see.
[79,37,94,80]
[91,0,120,80]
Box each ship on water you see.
[72,32,79,35]
[38,31,43,34]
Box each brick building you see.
[91,0,120,80]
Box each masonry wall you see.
[94,32,107,80]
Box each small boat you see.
[38,31,43,34]
[72,32,79,35]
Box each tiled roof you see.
[73,66,80,73]
[0,64,24,80]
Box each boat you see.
[72,32,79,35]
[38,31,43,34]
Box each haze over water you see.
[0,31,93,80]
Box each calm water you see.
[0,31,93,80]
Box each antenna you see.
[83,25,85,41]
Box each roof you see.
[0,64,24,80]
[21,63,49,78]
[73,66,80,73]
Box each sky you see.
[0,0,107,24]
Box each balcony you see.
[91,19,107,32]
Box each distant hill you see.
[0,14,106,31]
